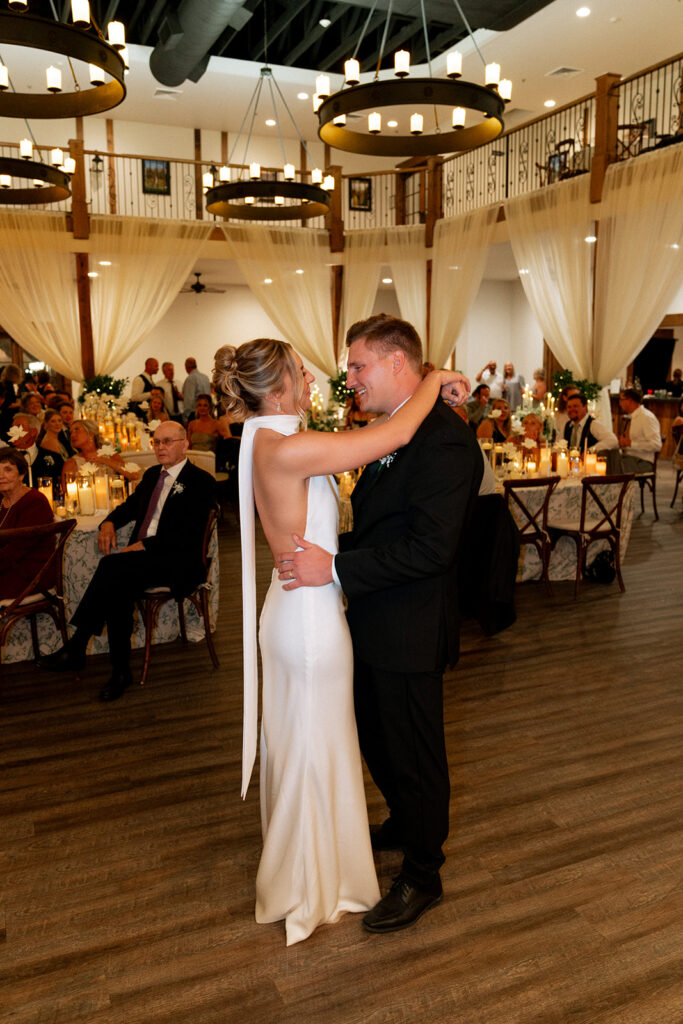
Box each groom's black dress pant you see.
[71,550,177,670]
[353,656,450,886]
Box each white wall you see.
[454,279,543,384]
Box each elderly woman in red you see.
[0,448,54,600]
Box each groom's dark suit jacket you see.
[336,398,482,674]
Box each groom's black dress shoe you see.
[99,670,133,702]
[363,874,443,933]
[36,646,85,673]
[370,820,404,852]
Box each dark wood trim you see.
[106,119,117,215]
[68,138,89,240]
[326,165,344,253]
[194,128,203,220]
[74,253,94,379]
[394,171,406,225]
[331,265,344,364]
[221,131,228,165]
[590,72,621,204]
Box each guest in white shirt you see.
[475,361,504,400]
[130,357,159,406]
[159,361,183,420]
[563,394,619,453]
[618,388,662,473]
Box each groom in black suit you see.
[39,421,216,701]
[279,315,482,933]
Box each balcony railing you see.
[616,53,683,158]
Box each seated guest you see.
[502,362,525,411]
[0,448,54,600]
[671,398,683,445]
[564,393,619,460]
[144,387,170,425]
[465,384,490,430]
[37,409,71,460]
[666,368,683,398]
[477,398,514,443]
[618,388,662,472]
[520,412,543,443]
[9,412,40,476]
[20,391,44,421]
[554,385,581,440]
[187,393,229,451]
[56,402,77,456]
[530,367,547,403]
[38,421,217,702]
[63,420,138,484]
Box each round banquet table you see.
[4,511,219,664]
[501,474,635,581]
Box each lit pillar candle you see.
[322,174,335,191]
[274,195,284,205]
[557,450,569,478]
[46,66,62,93]
[584,451,597,474]
[65,478,79,512]
[447,51,462,78]
[539,446,551,475]
[38,478,54,509]
[526,459,537,476]
[202,171,213,191]
[368,111,381,134]
[94,473,109,510]
[344,59,360,85]
[62,156,76,174]
[77,476,95,515]
[595,457,607,476]
[410,113,423,135]
[0,174,11,188]
[394,50,410,77]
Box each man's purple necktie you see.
[138,469,169,540]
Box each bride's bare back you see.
[253,429,310,563]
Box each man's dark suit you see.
[336,399,482,885]
[71,459,216,668]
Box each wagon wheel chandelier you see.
[205,65,334,222]
[315,0,511,158]
[0,0,127,205]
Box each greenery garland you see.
[550,368,601,402]
[78,374,128,403]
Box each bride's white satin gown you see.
[256,471,379,945]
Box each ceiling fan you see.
[181,272,226,295]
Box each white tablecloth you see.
[5,511,219,663]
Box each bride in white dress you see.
[213,339,464,945]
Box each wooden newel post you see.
[68,137,89,240]
[425,156,443,249]
[326,164,344,254]
[74,253,95,379]
[590,72,621,204]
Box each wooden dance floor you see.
[1,470,682,1023]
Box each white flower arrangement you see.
[99,443,116,457]
[523,437,537,449]
[503,442,517,459]
[148,419,161,432]
[125,462,141,475]
[79,461,99,475]
[556,438,569,450]
[139,400,149,411]
[8,424,26,442]
[171,481,185,496]
[489,408,502,419]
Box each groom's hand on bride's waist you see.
[277,534,334,590]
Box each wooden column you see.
[395,171,406,225]
[590,72,621,204]
[425,156,443,248]
[194,128,203,219]
[332,265,344,364]
[74,254,95,379]
[326,164,344,254]
[221,131,228,164]
[299,142,308,229]
[68,138,89,240]
[106,118,117,214]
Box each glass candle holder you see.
[76,473,95,515]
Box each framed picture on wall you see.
[349,176,372,212]
[141,159,171,196]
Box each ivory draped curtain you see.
[593,146,683,383]
[429,205,499,368]
[223,224,337,376]
[0,211,81,379]
[385,225,427,345]
[504,175,595,379]
[341,228,386,343]
[89,216,213,375]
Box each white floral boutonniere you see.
[44,454,55,466]
[171,481,185,496]
[378,451,397,472]
[8,424,26,443]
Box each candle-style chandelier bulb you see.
[244,195,255,205]
[316,75,330,99]
[0,66,8,91]
[62,156,76,175]
[33,179,44,188]
[89,64,105,86]
[394,50,410,78]
[8,0,28,10]
[50,148,64,167]
[446,51,462,79]
[311,167,323,184]
[283,163,295,180]
[249,162,261,179]
[312,93,323,113]
[274,195,285,205]
[0,175,11,189]
[322,174,335,191]
[410,113,423,135]
[107,21,126,49]
[498,78,512,102]
[485,62,500,88]
[19,138,32,159]
[46,66,62,93]
[71,0,91,27]
[119,48,130,72]
[344,58,360,85]
[452,107,466,129]
[333,113,346,126]
[202,172,214,192]
[368,111,381,134]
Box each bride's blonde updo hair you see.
[213,339,305,419]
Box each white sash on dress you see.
[239,414,300,798]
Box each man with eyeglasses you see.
[38,422,217,701]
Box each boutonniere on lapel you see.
[378,451,398,472]
[43,454,55,467]
[171,481,185,496]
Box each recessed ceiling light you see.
[382,277,393,284]
[98,260,112,266]
[387,120,398,128]
[87,271,99,278]
[297,92,309,100]
[265,118,276,127]
[584,235,597,243]
[295,268,304,275]
[264,277,273,284]
[576,6,590,16]
[519,268,530,275]
[319,17,331,27]
[544,99,556,108]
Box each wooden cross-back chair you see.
[502,476,560,594]
[0,518,77,664]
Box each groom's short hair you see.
[346,314,423,373]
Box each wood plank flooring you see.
[1,471,682,1024]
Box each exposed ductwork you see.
[149,0,253,87]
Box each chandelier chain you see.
[266,74,288,169]
[352,0,380,61]
[227,73,264,167]
[419,0,433,78]
[374,0,393,81]
[451,0,487,67]
[270,74,315,167]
